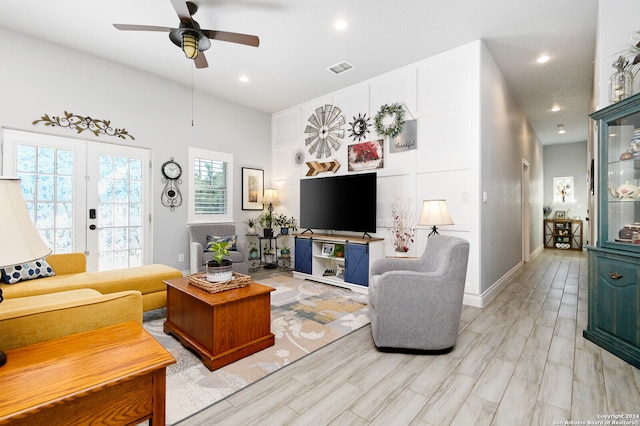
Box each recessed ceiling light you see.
[557,124,566,134]
[537,55,551,64]
[551,105,560,112]
[239,75,250,83]
[334,20,348,31]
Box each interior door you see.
[86,143,151,271]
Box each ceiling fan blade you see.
[170,0,194,25]
[200,30,260,47]
[113,23,173,32]
[194,52,208,69]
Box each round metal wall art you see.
[304,104,345,159]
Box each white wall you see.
[272,40,544,306]
[479,42,544,298]
[0,28,271,271]
[595,0,640,109]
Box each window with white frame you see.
[188,148,233,223]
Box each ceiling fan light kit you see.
[181,32,199,59]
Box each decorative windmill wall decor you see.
[304,104,345,159]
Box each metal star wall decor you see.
[348,113,371,142]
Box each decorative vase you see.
[281,227,289,235]
[247,227,256,235]
[263,228,273,238]
[280,249,291,259]
[395,248,409,257]
[206,260,233,282]
[249,249,259,260]
[609,56,633,104]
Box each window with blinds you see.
[194,157,227,215]
[188,148,234,223]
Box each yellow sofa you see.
[0,253,183,351]
[0,252,183,312]
[0,289,142,351]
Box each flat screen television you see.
[299,172,377,234]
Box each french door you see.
[2,129,151,271]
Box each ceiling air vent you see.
[328,60,355,75]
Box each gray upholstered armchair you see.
[368,235,470,351]
[188,223,249,275]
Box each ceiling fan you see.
[113,0,260,69]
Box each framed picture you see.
[336,265,345,279]
[322,243,335,256]
[553,176,573,203]
[555,211,566,219]
[242,167,264,210]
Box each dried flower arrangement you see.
[388,198,417,252]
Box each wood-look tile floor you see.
[177,249,640,426]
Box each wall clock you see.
[348,113,371,142]
[161,157,183,210]
[304,104,345,159]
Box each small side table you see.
[0,322,174,425]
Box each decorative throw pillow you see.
[205,235,238,251]
[1,258,56,284]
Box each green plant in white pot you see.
[206,241,233,282]
[244,217,258,235]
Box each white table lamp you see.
[418,199,454,237]
[0,177,52,367]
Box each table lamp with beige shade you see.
[0,177,52,367]
[418,199,454,237]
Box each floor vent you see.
[327,60,355,75]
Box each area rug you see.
[142,274,370,425]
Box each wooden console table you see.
[164,277,275,371]
[0,321,175,426]
[544,219,583,250]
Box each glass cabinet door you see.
[595,94,640,251]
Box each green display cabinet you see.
[586,93,640,368]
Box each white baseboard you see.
[463,261,524,308]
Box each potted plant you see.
[282,215,298,235]
[333,244,344,258]
[263,245,275,264]
[258,212,274,238]
[206,241,233,282]
[248,242,260,260]
[244,217,258,235]
[279,242,291,259]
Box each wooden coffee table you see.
[164,277,275,371]
[0,321,175,426]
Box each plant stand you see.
[278,258,291,271]
[248,259,261,273]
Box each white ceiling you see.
[0,0,598,145]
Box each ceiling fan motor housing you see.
[169,23,211,52]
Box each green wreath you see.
[374,103,405,138]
